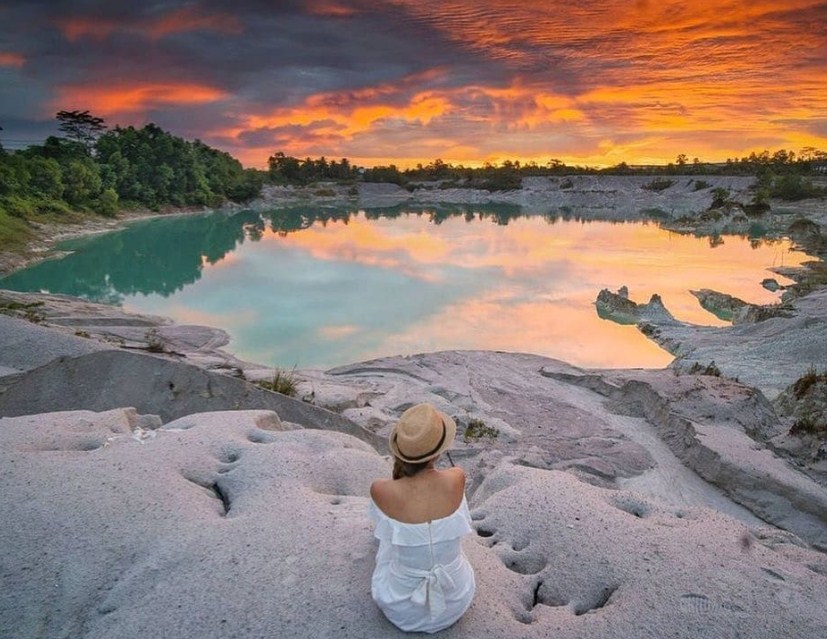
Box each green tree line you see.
[0,111,263,224]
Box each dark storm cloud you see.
[1,0,503,109]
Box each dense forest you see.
[1,109,826,250]
[0,111,262,216]
[0,111,264,248]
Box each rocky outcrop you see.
[595,287,678,325]
[689,289,796,325]
[596,286,827,400]
[771,370,827,467]
[0,313,109,378]
[689,288,750,322]
[542,368,827,550]
[249,175,758,220]
[0,349,382,450]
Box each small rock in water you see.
[761,278,781,292]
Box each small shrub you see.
[786,366,827,438]
[314,188,336,197]
[698,209,723,222]
[792,365,826,399]
[94,188,119,217]
[560,178,574,189]
[37,198,74,215]
[0,300,44,311]
[693,180,712,191]
[23,309,44,323]
[0,299,45,323]
[789,409,827,437]
[687,361,722,376]
[1,194,36,218]
[145,328,166,353]
[256,368,298,397]
[479,174,522,192]
[74,330,91,338]
[641,178,674,192]
[463,418,499,442]
[710,187,730,209]
[771,174,824,201]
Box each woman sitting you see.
[368,403,476,633]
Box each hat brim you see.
[389,409,456,463]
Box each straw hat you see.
[389,404,457,463]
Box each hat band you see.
[394,419,447,462]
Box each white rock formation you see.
[2,407,826,639]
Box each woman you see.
[368,403,476,633]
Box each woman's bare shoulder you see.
[443,466,466,488]
[370,477,394,502]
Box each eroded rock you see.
[595,287,678,325]
[0,349,382,450]
[2,408,826,639]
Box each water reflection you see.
[2,210,264,304]
[0,206,808,369]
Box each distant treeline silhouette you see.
[2,108,825,245]
[267,148,827,200]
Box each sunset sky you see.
[1,1,825,168]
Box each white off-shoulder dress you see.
[368,496,476,634]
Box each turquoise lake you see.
[0,206,809,369]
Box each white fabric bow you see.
[410,564,456,619]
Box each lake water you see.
[0,206,808,369]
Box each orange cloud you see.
[0,52,25,68]
[217,79,594,167]
[56,7,241,43]
[56,17,119,42]
[306,1,360,18]
[245,87,452,134]
[52,82,227,117]
[147,6,243,38]
[186,0,826,169]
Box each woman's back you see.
[370,466,466,524]
[369,490,475,633]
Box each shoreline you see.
[0,206,217,278]
[2,176,826,391]
[2,174,825,282]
